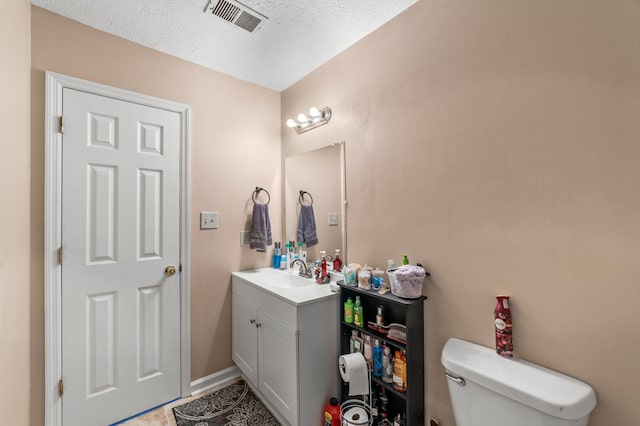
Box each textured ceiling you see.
[31,0,418,91]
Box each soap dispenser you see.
[333,249,343,272]
[320,251,327,278]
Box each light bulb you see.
[309,107,321,117]
[286,118,296,128]
[297,113,308,123]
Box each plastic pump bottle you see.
[297,241,307,262]
[344,297,354,324]
[373,339,383,377]
[354,296,363,328]
[382,343,393,383]
[320,251,327,278]
[333,249,343,272]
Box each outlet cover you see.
[200,212,219,229]
[328,212,338,226]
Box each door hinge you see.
[59,116,64,133]
[58,246,63,265]
[58,378,64,397]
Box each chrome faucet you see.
[290,258,313,278]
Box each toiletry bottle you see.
[376,305,384,326]
[373,338,382,377]
[495,295,513,357]
[349,330,359,353]
[363,334,372,367]
[352,331,363,353]
[323,397,340,426]
[353,296,363,327]
[393,413,405,426]
[284,242,291,268]
[393,350,407,392]
[320,251,327,278]
[382,343,393,383]
[344,297,354,324]
[333,249,343,272]
[297,241,307,263]
[401,254,409,265]
[272,243,281,269]
[279,252,287,270]
[379,387,389,420]
[288,242,296,268]
[370,387,379,420]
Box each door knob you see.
[165,265,177,276]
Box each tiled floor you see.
[118,377,241,425]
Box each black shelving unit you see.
[339,283,427,425]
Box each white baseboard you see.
[190,366,241,396]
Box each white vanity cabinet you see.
[232,271,338,426]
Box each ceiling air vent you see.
[204,0,268,33]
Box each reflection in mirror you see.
[284,142,346,265]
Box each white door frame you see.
[44,71,191,426]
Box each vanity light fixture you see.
[286,106,332,134]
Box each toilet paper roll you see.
[339,352,369,396]
[342,406,369,426]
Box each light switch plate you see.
[328,212,338,226]
[240,231,250,246]
[200,212,218,229]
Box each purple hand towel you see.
[296,204,318,248]
[250,203,272,252]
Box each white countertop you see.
[232,267,339,306]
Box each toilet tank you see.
[441,338,596,426]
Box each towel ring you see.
[299,190,313,206]
[252,187,270,204]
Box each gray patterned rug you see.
[172,380,281,426]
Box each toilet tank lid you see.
[441,338,597,420]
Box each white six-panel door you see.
[61,88,182,425]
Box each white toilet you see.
[441,338,597,426]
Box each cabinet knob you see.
[255,322,262,328]
[250,319,256,324]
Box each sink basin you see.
[237,268,315,288]
[264,273,315,288]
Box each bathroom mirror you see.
[284,142,346,264]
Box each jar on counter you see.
[358,269,371,290]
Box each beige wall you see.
[30,6,280,423]
[283,0,640,424]
[0,1,31,425]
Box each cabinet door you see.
[232,294,258,385]
[258,309,298,425]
